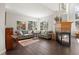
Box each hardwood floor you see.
[5,37,79,55]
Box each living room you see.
[1,3,79,55]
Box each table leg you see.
[69,33,71,46]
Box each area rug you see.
[18,39,40,47]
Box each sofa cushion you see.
[19,31,23,35]
[23,34,29,36]
[28,30,32,34]
[22,30,28,34]
[41,30,47,35]
[16,30,23,35]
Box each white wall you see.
[6,9,56,33]
[6,9,38,32]
[0,4,5,54]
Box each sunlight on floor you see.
[76,38,79,43]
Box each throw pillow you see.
[22,30,28,34]
[28,30,32,34]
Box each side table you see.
[75,32,79,38]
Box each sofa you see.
[38,30,52,40]
[15,30,34,39]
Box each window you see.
[40,21,48,30]
[28,21,37,31]
[75,5,79,31]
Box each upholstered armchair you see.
[38,30,52,39]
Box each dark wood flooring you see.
[5,37,79,55]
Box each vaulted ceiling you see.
[6,3,59,18]
[6,3,79,18]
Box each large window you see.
[75,6,79,31]
[40,21,48,30]
[28,21,37,31]
[17,21,26,30]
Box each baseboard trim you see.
[0,49,6,55]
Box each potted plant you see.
[54,16,62,23]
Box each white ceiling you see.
[6,3,59,18]
[41,3,59,11]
